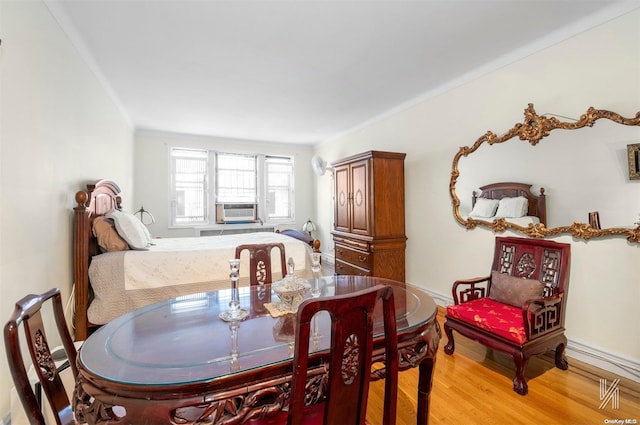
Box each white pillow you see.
[469,198,499,218]
[495,196,529,218]
[105,209,151,249]
[140,220,153,242]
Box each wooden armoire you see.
[331,150,407,281]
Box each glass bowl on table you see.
[272,277,311,310]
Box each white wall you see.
[134,131,315,239]
[314,9,640,379]
[0,0,133,419]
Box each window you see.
[215,153,257,203]
[170,149,208,225]
[266,155,294,220]
[169,148,295,226]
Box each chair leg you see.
[555,343,569,370]
[443,322,455,355]
[512,352,529,395]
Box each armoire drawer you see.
[335,244,371,269]
[335,259,371,276]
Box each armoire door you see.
[349,158,370,236]
[333,164,350,232]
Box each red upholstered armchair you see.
[444,236,571,395]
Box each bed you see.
[469,182,546,226]
[73,179,320,341]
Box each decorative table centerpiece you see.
[272,277,310,310]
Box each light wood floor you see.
[366,307,640,425]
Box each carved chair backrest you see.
[4,288,79,425]
[287,284,398,425]
[235,243,287,286]
[491,236,571,297]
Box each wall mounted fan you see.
[311,155,332,176]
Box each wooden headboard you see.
[472,182,546,226]
[73,179,121,340]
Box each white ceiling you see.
[46,0,640,145]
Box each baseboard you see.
[566,339,640,382]
[422,287,450,308]
[423,287,640,383]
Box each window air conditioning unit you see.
[216,203,257,223]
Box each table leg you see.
[416,355,436,425]
[415,319,441,425]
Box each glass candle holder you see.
[219,259,248,322]
[311,252,321,297]
[229,321,240,372]
[287,257,296,277]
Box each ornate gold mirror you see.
[450,104,640,242]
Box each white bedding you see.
[87,232,312,324]
[504,216,541,226]
[466,215,541,226]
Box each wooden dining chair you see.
[235,242,288,286]
[248,284,399,425]
[4,288,79,425]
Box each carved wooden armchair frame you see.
[444,236,571,395]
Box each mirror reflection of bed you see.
[452,104,640,240]
[467,182,546,227]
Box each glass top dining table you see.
[74,275,441,425]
